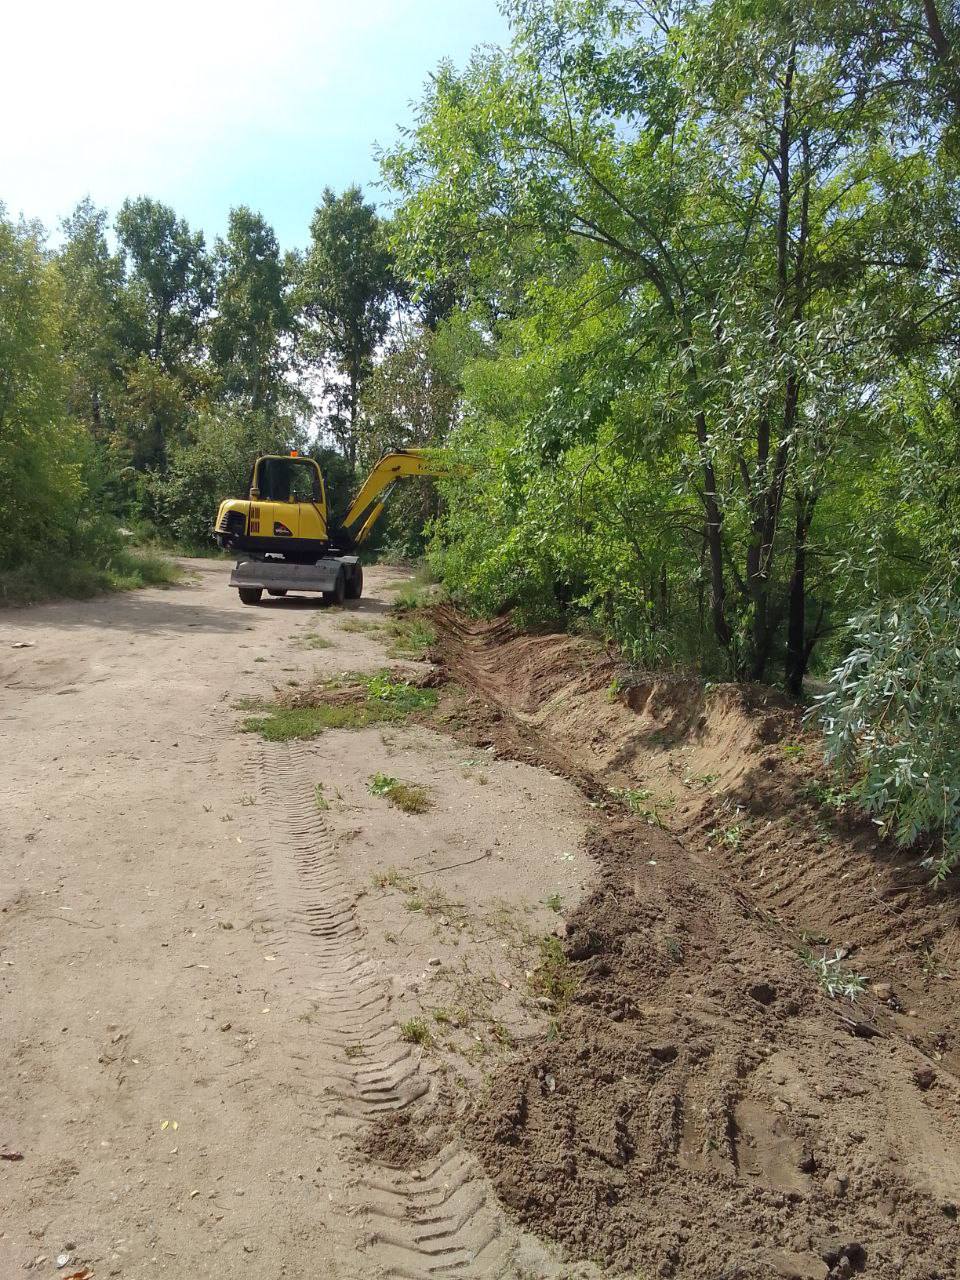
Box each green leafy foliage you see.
[818,589,960,879]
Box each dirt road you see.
[0,562,594,1279]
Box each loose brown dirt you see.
[430,607,960,1280]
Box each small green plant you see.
[300,632,333,649]
[708,813,745,851]
[529,935,578,1009]
[372,866,412,890]
[802,949,867,1001]
[369,772,400,796]
[781,742,806,758]
[683,771,719,788]
[545,893,563,913]
[802,780,852,813]
[344,1043,366,1059]
[399,1017,434,1046]
[608,785,667,825]
[665,936,684,961]
[314,783,329,812]
[241,669,438,741]
[388,616,437,657]
[362,671,438,712]
[339,617,384,634]
[368,771,432,814]
[242,704,371,741]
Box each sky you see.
[3,0,509,250]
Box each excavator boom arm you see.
[341,449,449,544]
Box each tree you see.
[0,208,107,577]
[358,322,459,554]
[116,196,212,373]
[209,207,295,410]
[298,186,394,474]
[57,199,125,434]
[383,0,946,691]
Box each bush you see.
[142,408,304,549]
[817,587,960,880]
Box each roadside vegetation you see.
[4,0,960,869]
[240,670,438,741]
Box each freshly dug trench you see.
[430,607,960,1280]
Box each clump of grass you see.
[339,617,385,634]
[372,866,413,890]
[314,783,329,812]
[545,893,563,913]
[802,780,853,814]
[0,547,181,605]
[608,785,668,826]
[387,616,436,658]
[242,704,379,741]
[708,812,746,851]
[362,671,438,712]
[529,936,578,1010]
[802,948,867,1001]
[392,579,442,610]
[241,669,438,741]
[399,1017,434,1046]
[665,936,684,962]
[344,1043,366,1059]
[300,632,333,650]
[368,771,432,814]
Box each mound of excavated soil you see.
[431,607,960,1280]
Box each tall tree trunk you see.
[348,364,358,476]
[695,410,731,651]
[785,492,815,696]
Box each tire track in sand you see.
[250,737,524,1278]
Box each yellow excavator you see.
[213,448,445,605]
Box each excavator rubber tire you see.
[323,568,347,607]
[345,565,363,600]
[238,587,263,605]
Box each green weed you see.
[529,936,578,1010]
[339,617,385,634]
[368,771,431,814]
[362,671,438,712]
[803,780,853,813]
[399,1017,434,1046]
[241,669,437,741]
[802,948,866,1001]
[300,632,333,650]
[387,616,436,657]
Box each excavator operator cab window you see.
[256,457,320,504]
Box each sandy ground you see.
[0,562,594,1279]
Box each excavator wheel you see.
[238,587,263,605]
[345,565,363,600]
[322,568,347,607]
